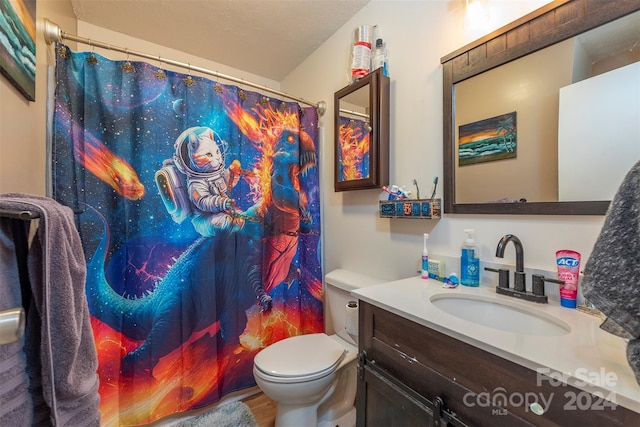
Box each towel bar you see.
[0,208,40,220]
[0,308,25,345]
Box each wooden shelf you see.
[379,198,441,219]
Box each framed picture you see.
[458,111,517,166]
[0,0,36,101]
[334,68,389,191]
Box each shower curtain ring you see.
[259,84,270,107]
[237,78,246,100]
[183,63,195,87]
[121,48,135,73]
[154,55,167,80]
[86,38,98,65]
[213,71,222,93]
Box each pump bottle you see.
[421,233,429,280]
[460,229,480,286]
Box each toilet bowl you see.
[252,269,384,427]
[254,333,357,427]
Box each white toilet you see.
[253,269,384,427]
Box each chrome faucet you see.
[496,234,525,292]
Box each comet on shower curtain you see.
[51,45,323,426]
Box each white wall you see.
[282,0,606,283]
[0,0,76,195]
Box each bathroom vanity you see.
[353,277,640,426]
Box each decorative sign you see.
[379,199,441,219]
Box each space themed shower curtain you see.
[50,45,323,426]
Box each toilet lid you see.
[254,333,346,379]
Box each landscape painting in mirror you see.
[458,112,517,166]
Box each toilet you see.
[253,269,384,427]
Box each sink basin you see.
[430,293,571,336]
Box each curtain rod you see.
[339,108,369,120]
[42,18,326,116]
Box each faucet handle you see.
[531,274,564,297]
[485,267,509,289]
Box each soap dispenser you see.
[460,229,480,287]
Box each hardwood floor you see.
[243,391,277,427]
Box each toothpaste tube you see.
[442,273,459,288]
[556,250,581,308]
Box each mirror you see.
[442,0,640,215]
[334,68,390,191]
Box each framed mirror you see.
[334,68,390,192]
[442,0,640,215]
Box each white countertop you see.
[352,275,640,413]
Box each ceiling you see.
[70,0,371,81]
[577,10,640,65]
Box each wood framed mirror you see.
[334,68,390,192]
[442,0,640,215]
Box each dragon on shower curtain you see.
[51,45,323,426]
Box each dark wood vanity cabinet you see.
[356,302,640,426]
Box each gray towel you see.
[0,193,101,426]
[0,218,34,425]
[582,161,640,385]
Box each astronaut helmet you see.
[173,126,228,178]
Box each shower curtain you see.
[50,45,323,426]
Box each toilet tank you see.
[324,269,386,344]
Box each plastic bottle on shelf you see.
[351,25,372,81]
[460,229,480,287]
[371,38,388,76]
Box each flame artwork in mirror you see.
[334,68,390,191]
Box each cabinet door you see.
[357,362,435,427]
[358,301,640,426]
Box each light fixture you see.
[466,0,491,28]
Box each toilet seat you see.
[254,333,346,384]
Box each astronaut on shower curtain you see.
[156,126,246,237]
